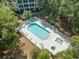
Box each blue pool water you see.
[28,23,50,40]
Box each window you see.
[20,9,24,13]
[55,38,63,44]
[30,4,34,7]
[19,5,23,8]
[36,8,39,11]
[24,4,29,7]
[23,0,28,3]
[30,8,34,11]
[29,0,34,2]
[17,0,22,4]
[25,8,29,10]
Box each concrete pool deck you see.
[18,16,70,55]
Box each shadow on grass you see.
[2,40,27,59]
[13,45,27,59]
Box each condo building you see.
[14,0,39,12]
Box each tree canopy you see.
[30,49,40,59]
[0,0,15,9]
[0,5,19,29]
[56,35,79,59]
[0,5,19,58]
[21,10,33,20]
[37,50,50,59]
[70,35,79,49]
[37,0,79,34]
[56,49,79,59]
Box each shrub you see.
[37,50,50,59]
[30,49,40,59]
[21,10,33,20]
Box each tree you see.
[70,35,79,49]
[0,5,19,28]
[56,49,79,59]
[37,50,50,59]
[63,49,75,59]
[0,5,19,58]
[1,28,18,49]
[56,50,74,59]
[56,35,79,59]
[31,49,50,59]
[30,49,40,59]
[69,35,79,58]
[37,0,79,35]
[0,0,15,9]
[36,0,59,20]
[21,10,33,20]
[63,0,79,34]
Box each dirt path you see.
[15,37,38,59]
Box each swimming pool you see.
[28,23,50,40]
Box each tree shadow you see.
[13,44,27,59]
[2,40,27,59]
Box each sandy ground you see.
[15,37,38,59]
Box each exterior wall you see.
[14,0,39,12]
